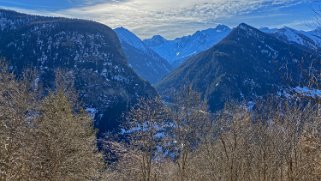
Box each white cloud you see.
[1,0,310,39]
[55,0,306,38]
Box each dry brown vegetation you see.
[0,65,106,181]
[109,89,321,181]
[0,62,321,181]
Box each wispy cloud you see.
[0,0,315,39]
[55,0,309,38]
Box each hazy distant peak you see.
[190,25,227,36]
[215,24,231,31]
[114,26,133,34]
[149,35,168,43]
[260,27,278,34]
[152,35,167,40]
[261,25,321,51]
[114,26,147,52]
[237,23,256,31]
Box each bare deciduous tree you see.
[114,97,170,181]
[0,63,107,180]
[169,86,210,181]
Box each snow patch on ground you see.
[294,86,321,99]
[85,108,98,120]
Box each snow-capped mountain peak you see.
[143,24,231,66]
[215,24,230,32]
[278,27,305,45]
[262,26,321,51]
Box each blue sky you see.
[0,0,318,39]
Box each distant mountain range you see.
[114,27,172,84]
[261,27,321,51]
[0,9,157,136]
[143,25,231,67]
[0,9,320,134]
[157,23,321,111]
[114,25,232,83]
[120,24,321,71]
[116,25,321,87]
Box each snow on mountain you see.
[144,24,231,67]
[157,23,321,112]
[114,27,148,53]
[261,27,321,51]
[277,27,305,44]
[0,9,157,136]
[303,29,321,48]
[114,27,172,83]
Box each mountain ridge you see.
[114,27,172,83]
[261,26,321,52]
[0,9,157,136]
[157,23,321,111]
[143,24,232,67]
